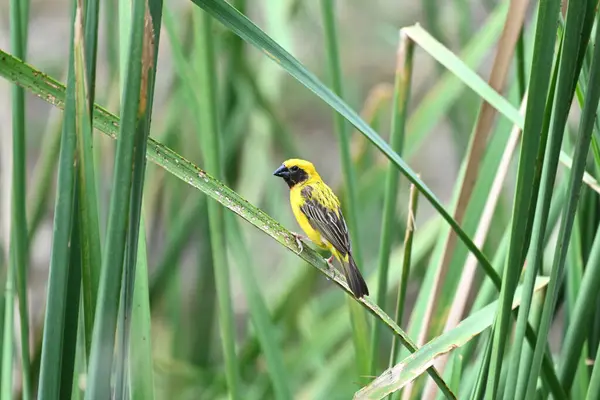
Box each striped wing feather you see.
[299,185,351,256]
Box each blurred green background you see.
[2,0,599,399]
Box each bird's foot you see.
[290,232,306,255]
[324,255,335,280]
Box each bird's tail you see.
[343,253,369,298]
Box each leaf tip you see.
[138,2,156,116]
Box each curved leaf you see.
[355,277,549,400]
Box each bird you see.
[273,158,369,298]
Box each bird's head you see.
[273,158,318,188]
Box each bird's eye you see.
[290,166,299,171]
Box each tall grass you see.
[1,0,600,399]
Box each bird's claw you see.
[290,232,306,255]
[324,255,335,281]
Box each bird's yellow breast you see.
[290,184,326,249]
[290,180,341,254]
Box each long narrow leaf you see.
[114,0,162,396]
[193,8,241,398]
[320,0,370,377]
[9,0,31,395]
[560,226,600,389]
[388,181,419,379]
[1,253,14,399]
[586,338,600,400]
[128,215,155,400]
[73,0,102,357]
[37,0,79,396]
[59,196,82,400]
[84,0,157,396]
[371,30,414,376]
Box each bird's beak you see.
[273,164,289,178]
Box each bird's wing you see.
[299,184,351,256]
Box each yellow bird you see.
[273,158,369,298]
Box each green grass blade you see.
[114,0,162,395]
[114,0,143,387]
[0,49,456,397]
[388,182,419,380]
[9,0,32,395]
[128,215,155,400]
[226,214,291,399]
[320,0,370,377]
[515,26,527,98]
[470,328,494,400]
[193,8,241,398]
[560,226,600,390]
[565,215,589,399]
[586,336,600,400]
[71,313,85,400]
[59,198,82,400]
[448,351,463,398]
[1,252,14,399]
[485,0,563,395]
[190,205,216,367]
[84,0,157,395]
[513,285,546,400]
[118,0,132,91]
[524,5,600,398]
[73,0,102,357]
[104,0,119,82]
[162,176,186,362]
[83,0,99,110]
[371,30,414,376]
[37,0,79,396]
[189,0,498,286]
[356,278,550,400]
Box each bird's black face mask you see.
[273,164,308,188]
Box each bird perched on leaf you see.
[273,158,369,298]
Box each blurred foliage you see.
[1,0,600,399]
